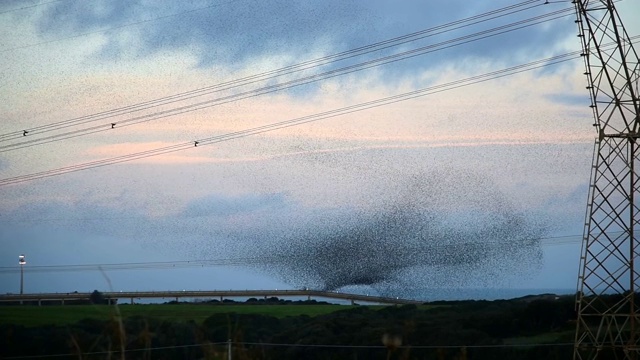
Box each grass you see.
[0,304,388,327]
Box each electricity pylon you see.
[573,0,640,359]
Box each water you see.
[339,286,577,302]
[407,288,576,301]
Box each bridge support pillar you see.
[175,297,179,303]
[61,299,64,305]
[38,299,41,306]
[308,295,311,301]
[220,295,223,302]
[131,298,134,305]
[351,299,355,305]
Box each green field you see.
[0,304,387,327]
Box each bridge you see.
[0,289,424,306]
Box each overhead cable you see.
[0,49,585,187]
[0,233,590,275]
[0,0,65,15]
[1,340,574,360]
[0,0,555,145]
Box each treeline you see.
[1,295,581,359]
[1,290,117,306]
[168,297,334,305]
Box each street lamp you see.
[18,254,26,295]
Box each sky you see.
[1,0,639,300]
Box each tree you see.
[89,290,106,305]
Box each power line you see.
[0,0,556,145]
[0,50,587,186]
[0,0,551,144]
[0,340,575,359]
[0,0,540,136]
[3,7,570,151]
[0,0,66,15]
[0,258,268,274]
[239,341,575,349]
[2,342,229,360]
[0,7,577,153]
[0,233,588,275]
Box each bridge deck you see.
[0,289,423,305]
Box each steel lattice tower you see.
[573,0,640,359]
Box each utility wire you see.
[0,0,553,143]
[0,0,549,144]
[0,7,576,152]
[0,0,66,15]
[2,342,229,360]
[239,341,575,349]
[0,37,621,184]
[0,0,541,141]
[1,340,576,359]
[0,49,583,186]
[0,0,541,138]
[0,233,591,274]
[0,50,590,187]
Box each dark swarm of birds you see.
[221,169,549,297]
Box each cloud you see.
[32,0,577,76]
[36,0,372,64]
[2,0,637,297]
[0,142,593,293]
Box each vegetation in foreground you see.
[17,295,636,360]
[0,302,368,327]
[0,293,583,360]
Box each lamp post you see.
[18,254,26,295]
